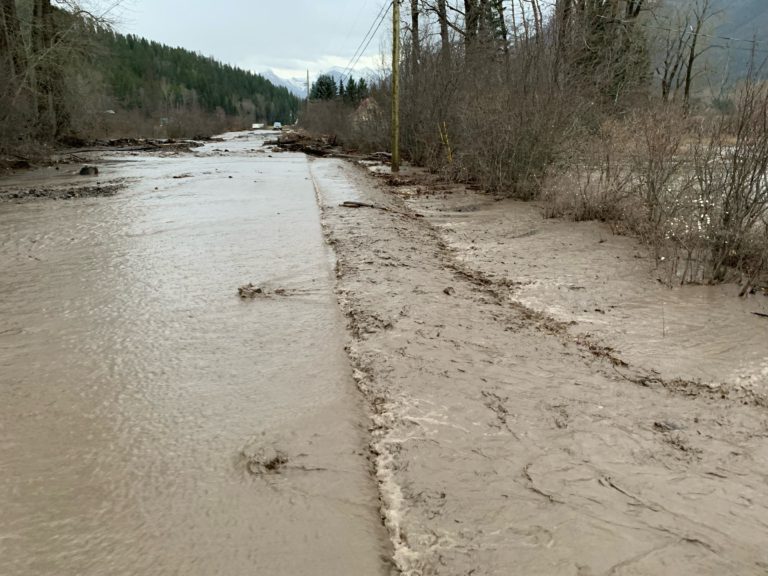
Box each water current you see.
[0,133,390,576]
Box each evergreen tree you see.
[356,77,369,102]
[310,74,337,100]
[345,77,358,104]
[95,29,299,123]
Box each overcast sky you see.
[112,0,390,80]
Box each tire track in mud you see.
[310,159,768,576]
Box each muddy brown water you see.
[0,133,390,575]
[415,192,768,392]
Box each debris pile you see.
[238,283,265,298]
[239,446,289,476]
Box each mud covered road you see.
[312,159,768,575]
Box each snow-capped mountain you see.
[261,66,381,99]
[260,70,308,98]
[320,66,379,86]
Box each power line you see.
[592,13,768,47]
[587,13,768,57]
[344,7,390,80]
[334,0,374,55]
[340,0,393,83]
[340,0,390,81]
[646,22,768,49]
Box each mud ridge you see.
[310,167,418,575]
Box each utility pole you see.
[391,0,400,173]
[306,69,310,105]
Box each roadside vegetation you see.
[301,0,768,291]
[0,0,298,160]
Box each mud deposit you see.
[0,166,130,202]
[312,159,768,575]
[0,133,391,576]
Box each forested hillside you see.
[0,0,298,156]
[96,30,298,126]
[712,0,768,42]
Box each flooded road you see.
[0,134,390,575]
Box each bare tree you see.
[653,0,716,106]
[1,0,119,152]
[411,0,420,69]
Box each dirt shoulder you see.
[311,158,768,576]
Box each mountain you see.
[321,66,379,86]
[260,70,308,99]
[711,0,768,42]
[710,0,768,76]
[666,0,768,78]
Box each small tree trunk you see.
[410,0,420,70]
[1,0,25,76]
[683,0,709,108]
[530,0,543,40]
[33,0,70,139]
[437,0,451,64]
[464,0,480,53]
[494,0,509,55]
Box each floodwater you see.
[416,192,768,391]
[0,134,390,575]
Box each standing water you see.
[0,133,390,575]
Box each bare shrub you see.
[543,120,636,224]
[298,91,390,154]
[626,107,698,261]
[396,33,581,198]
[545,81,768,288]
[696,79,768,283]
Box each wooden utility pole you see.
[391,0,400,173]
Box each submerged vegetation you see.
[301,0,768,290]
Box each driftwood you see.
[338,200,424,219]
[753,312,768,319]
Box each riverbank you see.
[311,158,768,575]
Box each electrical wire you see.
[339,0,393,83]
